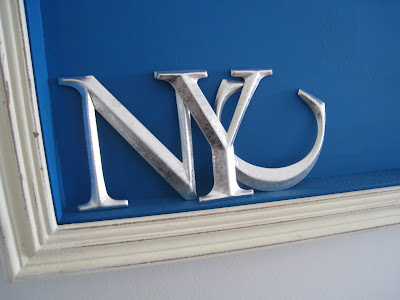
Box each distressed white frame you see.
[0,0,399,282]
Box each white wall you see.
[1,226,400,300]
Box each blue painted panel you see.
[25,0,400,224]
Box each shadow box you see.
[0,0,399,281]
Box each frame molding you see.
[0,0,399,282]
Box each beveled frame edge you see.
[0,0,399,282]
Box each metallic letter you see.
[214,80,326,191]
[155,69,273,202]
[59,76,197,211]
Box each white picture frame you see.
[0,0,399,282]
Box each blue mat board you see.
[24,0,400,224]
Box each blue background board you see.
[24,0,400,224]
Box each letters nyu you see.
[60,69,326,211]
